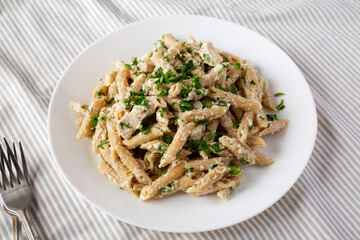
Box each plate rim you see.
[47,14,318,233]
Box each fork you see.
[0,139,39,240]
[4,204,22,240]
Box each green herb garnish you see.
[234,62,241,70]
[217,83,229,92]
[219,52,229,62]
[266,114,278,121]
[104,98,114,104]
[159,108,168,117]
[90,113,99,131]
[95,89,106,97]
[190,140,211,157]
[276,99,285,110]
[185,167,194,172]
[179,100,193,112]
[125,64,131,69]
[250,80,256,85]
[230,83,237,94]
[211,142,228,153]
[158,182,174,192]
[131,57,138,65]
[229,166,242,175]
[120,122,130,128]
[210,164,218,169]
[162,133,173,144]
[259,116,265,120]
[203,54,211,63]
[238,157,249,165]
[137,124,153,134]
[97,140,109,148]
[274,92,285,97]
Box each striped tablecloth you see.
[0,0,359,239]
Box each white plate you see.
[48,15,317,233]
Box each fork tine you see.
[13,142,21,184]
[0,145,10,190]
[4,138,24,182]
[19,141,28,180]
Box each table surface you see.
[0,0,359,239]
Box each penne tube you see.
[107,121,152,184]
[259,119,290,136]
[159,122,195,167]
[180,105,229,123]
[140,161,186,201]
[208,87,262,111]
[237,111,254,143]
[246,135,266,148]
[186,166,230,196]
[122,127,164,149]
[219,136,256,165]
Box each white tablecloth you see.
[0,0,359,239]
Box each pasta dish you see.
[70,34,289,201]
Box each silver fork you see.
[0,139,39,240]
[4,205,22,240]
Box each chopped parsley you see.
[217,83,229,92]
[259,116,265,120]
[162,133,173,144]
[131,57,138,65]
[203,54,211,63]
[159,108,168,117]
[104,98,114,104]
[229,166,242,175]
[233,122,240,128]
[266,114,278,121]
[176,150,182,158]
[276,99,285,110]
[234,62,241,70]
[208,130,214,141]
[133,71,139,77]
[123,91,148,110]
[90,113,99,131]
[87,108,93,114]
[158,182,174,192]
[250,80,256,85]
[202,102,214,108]
[156,39,167,48]
[211,142,228,153]
[179,100,193,112]
[230,83,237,94]
[125,64,131,69]
[274,92,285,97]
[185,167,194,172]
[199,42,203,48]
[190,140,211,157]
[180,83,192,98]
[95,89,106,97]
[193,51,199,56]
[158,144,168,154]
[120,122,130,129]
[161,170,167,177]
[150,67,177,87]
[219,52,229,62]
[158,88,169,96]
[137,124,153,134]
[218,69,223,75]
[210,164,218,169]
[249,125,253,131]
[100,115,108,121]
[238,157,249,165]
[176,60,197,80]
[97,140,109,148]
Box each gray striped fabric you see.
[0,0,359,239]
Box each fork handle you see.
[18,208,39,240]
